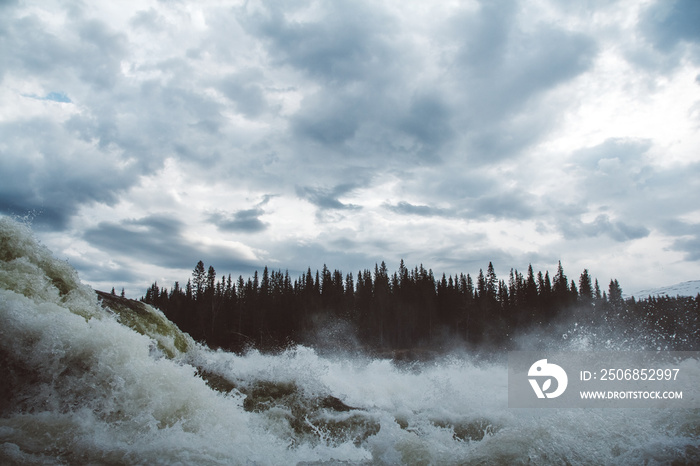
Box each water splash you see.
[1,217,699,465]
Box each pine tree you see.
[261,266,270,297]
[486,262,498,301]
[226,274,233,300]
[192,261,206,298]
[508,269,517,308]
[185,279,192,300]
[498,279,509,310]
[207,265,217,295]
[140,255,632,353]
[477,269,486,299]
[608,279,624,311]
[540,270,554,320]
[524,265,538,310]
[552,261,570,307]
[578,269,593,305]
[464,273,474,302]
[570,280,578,300]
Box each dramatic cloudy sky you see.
[2,0,699,297]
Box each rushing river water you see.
[1,218,699,465]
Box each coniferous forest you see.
[137,260,700,354]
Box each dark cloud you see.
[2,0,699,295]
[398,92,454,156]
[671,233,700,261]
[241,0,395,84]
[296,184,361,211]
[558,215,650,242]
[208,209,268,233]
[291,91,362,145]
[409,171,536,222]
[218,70,269,118]
[2,9,127,89]
[68,254,143,288]
[449,2,597,162]
[234,0,595,167]
[84,214,258,272]
[454,3,597,108]
[660,220,700,262]
[84,215,188,269]
[640,0,700,52]
[454,0,515,70]
[74,19,127,89]
[0,117,136,230]
[0,201,67,232]
[660,219,700,237]
[429,170,498,201]
[504,27,596,100]
[141,84,224,140]
[63,80,225,168]
[629,0,700,70]
[471,194,536,221]
[238,0,411,156]
[288,84,455,164]
[0,2,228,233]
[384,202,453,218]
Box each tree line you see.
[137,260,700,353]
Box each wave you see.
[1,218,698,464]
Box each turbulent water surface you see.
[1,218,699,465]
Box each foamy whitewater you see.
[1,218,698,465]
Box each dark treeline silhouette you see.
[137,260,700,353]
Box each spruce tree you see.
[524,265,538,310]
[578,269,593,305]
[608,279,624,311]
[486,262,498,301]
[552,261,569,306]
[192,261,206,298]
[477,269,486,299]
[207,266,217,295]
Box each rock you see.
[320,395,357,412]
[96,290,193,357]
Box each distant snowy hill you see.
[631,280,700,298]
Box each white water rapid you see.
[1,218,698,464]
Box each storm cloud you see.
[1,0,699,296]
